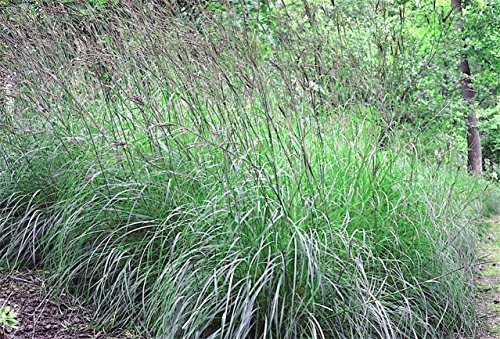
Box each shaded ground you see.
[476,215,500,339]
[0,270,135,339]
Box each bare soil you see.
[0,270,134,339]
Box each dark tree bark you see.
[451,0,483,175]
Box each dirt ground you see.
[0,270,134,339]
[475,216,500,339]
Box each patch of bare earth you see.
[475,216,500,339]
[0,270,135,339]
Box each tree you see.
[451,0,483,175]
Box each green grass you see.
[0,2,493,338]
[476,284,500,292]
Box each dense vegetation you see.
[0,1,498,338]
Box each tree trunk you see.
[451,0,483,175]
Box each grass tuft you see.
[0,2,492,338]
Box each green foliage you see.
[478,102,500,176]
[87,0,108,9]
[0,306,19,330]
[464,0,500,102]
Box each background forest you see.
[0,0,498,338]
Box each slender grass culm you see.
[0,1,492,338]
